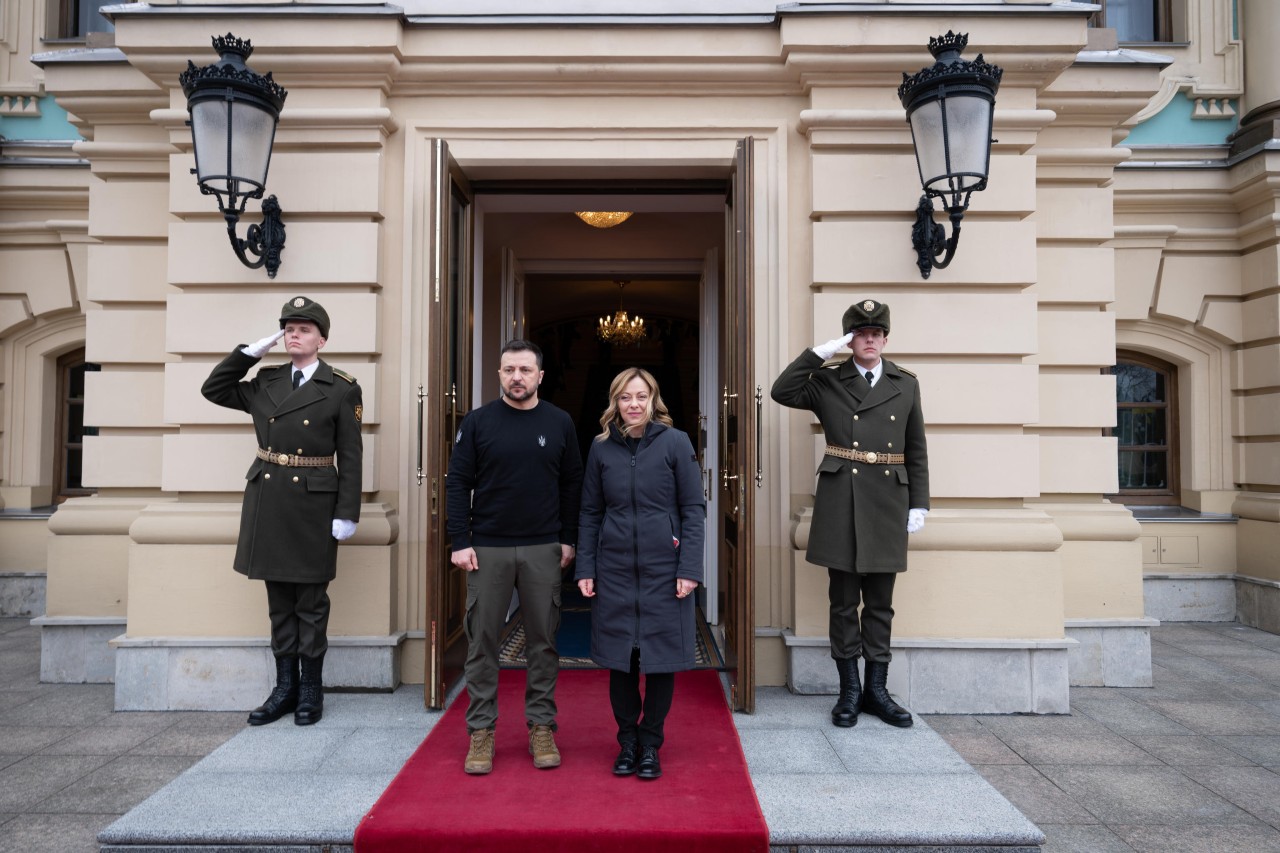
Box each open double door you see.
[420,139,757,712]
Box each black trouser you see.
[265,580,330,659]
[609,647,676,749]
[828,568,896,663]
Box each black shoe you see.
[863,660,913,728]
[831,657,862,728]
[248,655,299,726]
[636,745,662,780]
[295,653,325,726]
[613,740,639,776]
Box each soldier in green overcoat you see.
[771,299,929,729]
[202,296,363,727]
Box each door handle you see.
[754,385,763,488]
[415,383,426,485]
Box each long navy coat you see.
[575,422,705,674]
[202,349,363,583]
[771,349,929,573]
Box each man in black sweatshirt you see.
[447,339,583,775]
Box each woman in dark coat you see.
[576,367,705,781]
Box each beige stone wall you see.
[15,1,1274,703]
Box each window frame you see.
[1110,351,1180,506]
[53,349,99,503]
[1090,0,1176,44]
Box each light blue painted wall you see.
[1121,91,1238,145]
[0,95,83,141]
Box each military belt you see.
[256,448,335,468]
[824,444,904,465]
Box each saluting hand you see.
[811,332,854,361]
[242,329,285,359]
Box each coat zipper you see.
[630,441,640,650]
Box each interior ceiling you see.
[483,194,722,327]
[527,275,701,326]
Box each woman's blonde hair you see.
[595,367,673,442]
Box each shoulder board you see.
[821,353,851,370]
[332,368,356,384]
[897,366,917,378]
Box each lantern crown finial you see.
[928,31,968,62]
[212,32,254,61]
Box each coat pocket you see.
[245,460,263,481]
[817,454,845,475]
[895,467,910,485]
[306,471,339,493]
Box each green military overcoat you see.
[771,349,929,573]
[202,349,363,583]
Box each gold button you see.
[852,468,859,475]
[264,473,271,480]
[303,420,310,426]
[890,415,896,421]
[297,448,303,454]
[853,415,860,421]
[269,417,275,423]
[292,476,299,483]
[885,470,892,476]
[852,441,859,448]
[888,443,893,449]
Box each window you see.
[1110,353,1179,504]
[53,349,99,502]
[1090,0,1174,43]
[47,0,115,41]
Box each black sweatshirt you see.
[446,397,584,550]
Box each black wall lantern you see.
[180,34,288,278]
[898,31,1003,279]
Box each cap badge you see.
[862,300,875,311]
[293,297,306,308]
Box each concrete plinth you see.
[0,572,45,617]
[33,615,126,682]
[784,631,1072,714]
[112,634,405,711]
[1144,573,1237,621]
[1236,575,1280,634]
[1064,617,1158,687]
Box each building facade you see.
[1,0,1276,714]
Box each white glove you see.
[241,330,285,359]
[812,332,853,361]
[332,519,357,541]
[907,508,928,534]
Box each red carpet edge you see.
[354,668,769,853]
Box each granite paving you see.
[4,617,1280,851]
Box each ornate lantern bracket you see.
[180,33,289,278]
[898,31,1003,279]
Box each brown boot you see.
[465,728,495,775]
[529,724,561,769]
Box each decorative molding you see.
[1192,97,1235,119]
[0,94,41,117]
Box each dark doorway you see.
[525,275,701,463]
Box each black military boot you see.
[863,660,913,728]
[831,657,862,728]
[248,655,299,726]
[295,653,325,726]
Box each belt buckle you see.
[277,453,291,466]
[865,451,878,464]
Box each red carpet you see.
[354,668,769,853]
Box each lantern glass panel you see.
[909,91,993,194]
[191,98,276,194]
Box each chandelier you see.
[575,211,633,228]
[597,281,646,345]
